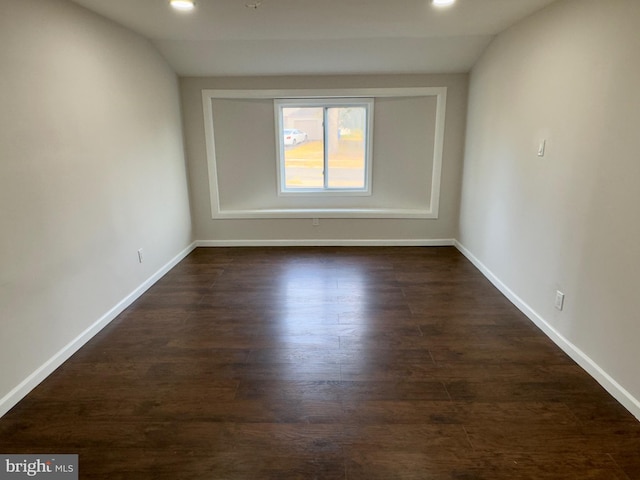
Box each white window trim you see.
[274,97,374,196]
[202,87,447,219]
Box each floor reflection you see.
[271,261,370,379]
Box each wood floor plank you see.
[0,246,637,478]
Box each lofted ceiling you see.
[70,0,559,76]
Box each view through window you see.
[276,99,373,194]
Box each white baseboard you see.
[196,239,455,247]
[454,240,640,421]
[0,242,197,418]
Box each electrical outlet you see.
[137,248,144,264]
[555,290,565,311]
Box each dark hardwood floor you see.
[1,247,639,479]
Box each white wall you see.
[0,0,193,414]
[459,0,640,416]
[181,75,468,244]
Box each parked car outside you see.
[283,128,308,146]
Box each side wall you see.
[181,75,468,244]
[458,0,640,417]
[0,0,193,415]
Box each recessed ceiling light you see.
[432,0,456,7]
[170,0,195,11]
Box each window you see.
[275,98,374,195]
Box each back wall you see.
[181,74,468,244]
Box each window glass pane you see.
[327,106,367,189]
[282,107,323,189]
[276,98,372,195]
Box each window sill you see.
[210,207,437,219]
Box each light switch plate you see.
[538,140,546,157]
[555,290,565,311]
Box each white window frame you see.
[274,98,374,196]
[201,87,448,219]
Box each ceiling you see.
[70,0,559,76]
